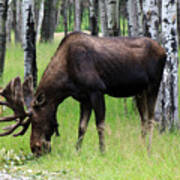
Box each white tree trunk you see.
[136,0,143,36]
[22,0,31,47]
[36,0,44,42]
[127,0,138,36]
[22,0,37,87]
[177,0,180,44]
[99,0,108,36]
[6,0,12,43]
[143,0,159,40]
[0,0,8,77]
[161,0,179,131]
[13,0,22,43]
[74,0,81,31]
[106,0,119,36]
[127,0,143,37]
[89,0,98,35]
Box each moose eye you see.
[34,93,46,107]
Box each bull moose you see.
[0,32,166,156]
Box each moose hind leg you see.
[146,91,157,153]
[90,92,105,153]
[135,93,148,144]
[76,102,92,151]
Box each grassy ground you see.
[0,36,180,179]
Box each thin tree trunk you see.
[136,0,143,36]
[177,0,180,45]
[22,0,37,88]
[35,0,44,42]
[41,0,58,42]
[12,0,22,43]
[74,0,81,31]
[6,0,12,43]
[161,0,179,131]
[0,0,8,77]
[89,0,98,36]
[61,0,68,36]
[143,0,159,40]
[99,0,108,36]
[106,0,119,36]
[127,0,139,36]
[68,2,73,31]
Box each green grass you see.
[0,40,180,179]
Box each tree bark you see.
[161,0,179,131]
[0,0,8,77]
[34,0,44,42]
[106,0,119,36]
[177,0,180,45]
[22,0,37,88]
[74,0,81,31]
[89,0,99,36]
[99,0,108,36]
[40,0,58,42]
[127,0,139,36]
[61,0,68,36]
[12,0,22,43]
[142,0,159,40]
[6,0,12,43]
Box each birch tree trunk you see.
[61,0,68,36]
[127,0,138,36]
[41,0,58,42]
[0,0,8,77]
[143,0,159,40]
[12,0,22,43]
[177,0,180,45]
[99,0,108,36]
[89,0,98,36]
[6,0,12,43]
[22,0,37,88]
[34,0,44,42]
[74,0,81,31]
[137,0,143,36]
[127,0,143,37]
[106,0,119,36]
[161,0,179,131]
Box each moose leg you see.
[146,92,157,153]
[90,92,105,153]
[76,102,92,151]
[135,93,148,144]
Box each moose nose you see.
[31,141,51,156]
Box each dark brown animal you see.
[0,32,166,156]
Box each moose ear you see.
[23,76,34,109]
[34,92,46,107]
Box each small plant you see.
[0,148,34,167]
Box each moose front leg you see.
[76,102,92,151]
[90,92,105,153]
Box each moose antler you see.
[0,76,33,137]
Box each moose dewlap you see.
[0,32,166,156]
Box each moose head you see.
[0,76,59,156]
